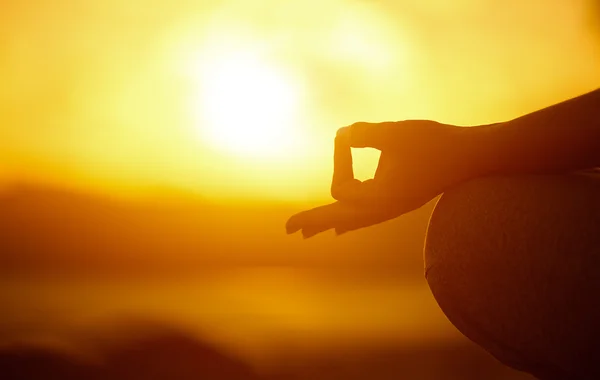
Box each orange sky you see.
[1,0,599,201]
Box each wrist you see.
[448,123,503,181]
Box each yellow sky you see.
[1,0,599,201]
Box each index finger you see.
[348,121,394,149]
[330,126,360,201]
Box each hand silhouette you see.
[286,120,474,238]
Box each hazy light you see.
[1,0,598,200]
[188,35,305,159]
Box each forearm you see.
[468,88,600,176]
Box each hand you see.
[286,120,473,238]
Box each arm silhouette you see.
[287,88,600,238]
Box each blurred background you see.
[1,0,599,378]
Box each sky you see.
[1,0,599,201]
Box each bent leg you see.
[424,173,600,380]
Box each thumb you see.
[330,126,382,203]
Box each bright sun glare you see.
[193,46,303,158]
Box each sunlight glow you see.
[192,46,304,158]
[2,0,599,200]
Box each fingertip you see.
[349,121,370,127]
[347,121,388,149]
[335,126,351,140]
[302,228,317,239]
[285,214,303,234]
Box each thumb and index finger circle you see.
[330,122,391,203]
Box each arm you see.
[287,88,600,238]
[466,88,600,177]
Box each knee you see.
[424,174,600,379]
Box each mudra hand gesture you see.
[286,120,477,238]
[286,89,600,238]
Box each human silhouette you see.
[286,88,600,237]
[287,88,600,379]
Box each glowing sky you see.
[1,0,599,200]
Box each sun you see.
[193,48,304,158]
